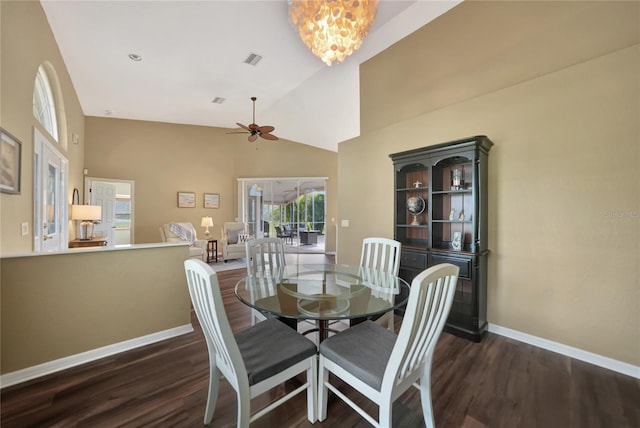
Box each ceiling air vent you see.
[244,53,263,66]
[212,97,225,104]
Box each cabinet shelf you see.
[398,186,428,192]
[432,189,472,195]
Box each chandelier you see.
[288,0,379,66]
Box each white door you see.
[87,180,116,245]
[34,127,68,252]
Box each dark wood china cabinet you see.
[390,136,493,342]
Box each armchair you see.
[159,222,207,261]
[221,222,249,262]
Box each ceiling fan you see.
[230,97,279,142]
[282,186,298,195]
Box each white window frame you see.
[33,65,59,142]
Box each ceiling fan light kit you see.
[233,97,279,142]
[288,0,379,66]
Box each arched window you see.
[33,65,59,141]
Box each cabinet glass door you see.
[395,164,429,248]
[431,156,474,252]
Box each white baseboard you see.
[0,324,194,388]
[489,324,640,379]
[3,322,637,388]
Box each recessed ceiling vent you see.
[212,97,226,104]
[244,53,263,66]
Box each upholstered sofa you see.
[159,223,207,261]
[221,222,249,262]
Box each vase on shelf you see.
[451,168,465,190]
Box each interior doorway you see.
[85,177,134,246]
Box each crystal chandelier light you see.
[288,0,379,66]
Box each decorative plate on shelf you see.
[406,196,426,225]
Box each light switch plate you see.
[21,222,29,236]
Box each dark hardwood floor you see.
[2,263,639,427]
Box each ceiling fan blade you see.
[258,125,274,133]
[260,133,279,141]
[248,133,258,142]
[236,122,251,131]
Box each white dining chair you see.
[359,237,401,331]
[245,237,286,325]
[318,263,459,428]
[184,259,317,427]
[360,237,401,274]
[245,236,318,331]
[245,237,286,277]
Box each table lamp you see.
[201,216,213,239]
[71,204,102,240]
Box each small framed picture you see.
[0,128,22,194]
[452,232,463,251]
[177,191,196,208]
[204,193,220,209]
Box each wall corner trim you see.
[489,324,640,379]
[0,324,194,388]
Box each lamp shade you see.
[201,216,214,227]
[71,204,102,221]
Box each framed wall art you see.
[0,128,22,194]
[204,193,220,209]
[177,191,196,208]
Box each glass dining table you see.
[234,263,411,342]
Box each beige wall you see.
[1,245,191,373]
[361,1,639,135]
[338,2,639,366]
[0,1,86,255]
[0,0,337,376]
[0,0,337,254]
[84,117,337,249]
[1,0,637,375]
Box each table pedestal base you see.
[301,320,342,343]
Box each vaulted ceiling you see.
[40,0,461,152]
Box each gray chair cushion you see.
[236,318,317,385]
[319,320,396,391]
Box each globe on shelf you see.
[406,196,426,225]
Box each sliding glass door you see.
[238,177,327,253]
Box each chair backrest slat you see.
[360,237,401,275]
[403,278,449,376]
[184,259,248,390]
[383,263,458,389]
[245,237,286,278]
